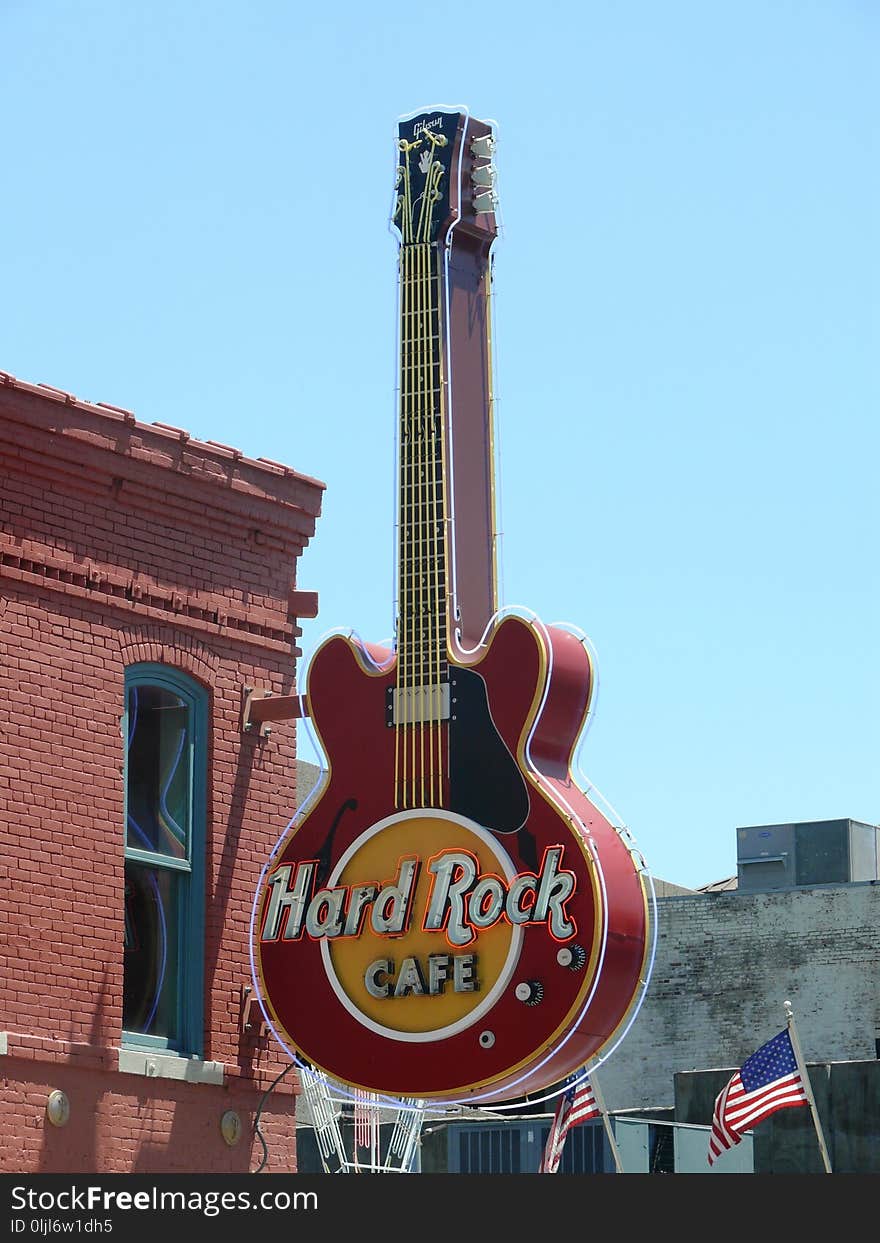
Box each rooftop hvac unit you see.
[736,818,880,893]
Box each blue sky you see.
[3,1,876,890]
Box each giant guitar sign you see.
[252,106,655,1104]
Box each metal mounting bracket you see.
[240,984,268,1037]
[241,685,308,737]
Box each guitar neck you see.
[391,107,499,707]
[396,239,449,692]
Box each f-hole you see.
[315,798,358,888]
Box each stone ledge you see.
[118,1048,225,1085]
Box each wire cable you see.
[251,1059,298,1173]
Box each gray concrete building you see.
[602,871,880,1112]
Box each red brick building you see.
[0,370,324,1173]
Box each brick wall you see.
[1,1057,298,1174]
[0,374,324,1173]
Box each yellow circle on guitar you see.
[323,810,521,1040]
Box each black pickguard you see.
[449,667,533,864]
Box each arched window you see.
[122,664,207,1057]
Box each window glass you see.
[125,684,190,860]
[123,859,181,1042]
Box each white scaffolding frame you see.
[300,1065,426,1174]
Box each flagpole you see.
[784,999,832,1174]
[587,1072,624,1174]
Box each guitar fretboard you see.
[394,237,449,808]
[392,124,457,810]
[397,239,448,686]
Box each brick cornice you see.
[0,372,325,541]
[0,538,302,655]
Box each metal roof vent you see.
[736,819,880,892]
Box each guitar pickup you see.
[386,683,451,726]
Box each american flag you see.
[708,1028,809,1166]
[539,1076,601,1174]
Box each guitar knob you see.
[557,944,586,971]
[514,980,544,1006]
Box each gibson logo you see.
[412,115,442,137]
[260,846,576,948]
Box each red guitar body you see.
[256,613,651,1103]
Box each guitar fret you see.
[396,613,446,633]
[398,482,444,503]
[398,556,445,569]
[398,593,447,607]
[398,563,446,576]
[398,487,444,500]
[398,563,446,575]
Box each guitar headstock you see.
[392,107,498,247]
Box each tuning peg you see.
[471,164,496,187]
[472,189,498,214]
[471,134,496,158]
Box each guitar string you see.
[435,241,447,810]
[422,143,446,809]
[398,240,410,809]
[422,145,442,809]
[426,238,443,807]
[394,237,402,808]
[417,149,434,808]
[395,138,417,810]
[415,237,425,810]
[422,133,449,810]
[419,236,429,807]
[395,154,404,809]
[405,239,417,808]
[414,236,425,808]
